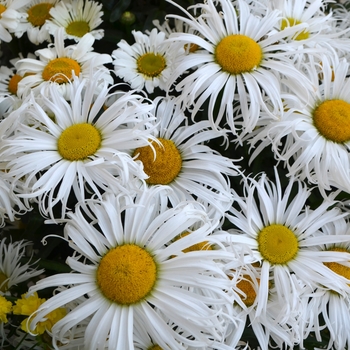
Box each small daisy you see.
[297,217,350,350]
[0,73,156,219]
[28,187,233,350]
[46,0,104,42]
[0,295,12,347]
[0,238,44,295]
[112,28,184,94]
[0,0,27,42]
[165,0,310,134]
[249,55,350,195]
[132,96,238,217]
[15,0,58,44]
[15,27,112,98]
[226,169,350,318]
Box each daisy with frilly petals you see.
[46,0,104,42]
[132,96,238,217]
[112,27,184,94]
[165,0,310,134]
[15,27,112,99]
[0,238,44,294]
[0,73,156,219]
[28,187,233,350]
[0,0,27,42]
[226,169,350,319]
[249,55,350,195]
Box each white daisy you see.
[249,55,350,195]
[15,27,112,99]
[165,0,310,134]
[28,187,233,350]
[0,0,27,42]
[112,27,184,94]
[15,0,58,44]
[0,73,156,219]
[226,169,350,319]
[0,238,44,295]
[297,217,350,350]
[132,96,238,217]
[46,0,104,42]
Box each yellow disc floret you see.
[0,295,12,323]
[237,275,259,307]
[281,18,309,41]
[8,74,22,95]
[57,123,101,161]
[133,138,182,185]
[27,3,53,27]
[215,34,262,75]
[97,244,157,305]
[42,57,81,84]
[137,53,166,78]
[257,224,298,265]
[66,21,90,38]
[324,247,350,282]
[174,231,212,253]
[313,99,350,143]
[0,4,6,17]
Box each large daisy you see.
[226,169,350,318]
[248,55,350,195]
[132,96,238,217]
[15,27,112,99]
[165,0,310,134]
[45,0,104,42]
[27,187,233,350]
[112,28,184,94]
[0,73,156,219]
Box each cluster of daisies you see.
[2,0,350,349]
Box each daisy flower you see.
[28,187,233,350]
[112,27,184,94]
[0,73,156,219]
[226,169,350,319]
[165,0,310,134]
[297,217,350,350]
[15,0,58,44]
[0,0,27,42]
[132,96,238,217]
[15,27,112,99]
[0,238,44,295]
[46,0,104,42]
[249,55,350,195]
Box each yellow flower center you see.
[174,231,212,253]
[313,99,350,143]
[148,346,162,350]
[257,224,299,265]
[133,138,182,185]
[136,53,166,78]
[97,244,157,305]
[0,272,8,292]
[66,20,90,38]
[324,247,350,282]
[236,275,259,307]
[8,74,22,95]
[184,43,199,53]
[0,295,12,323]
[281,18,309,41]
[0,4,6,17]
[57,123,101,161]
[27,3,53,27]
[215,34,262,75]
[42,57,81,84]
